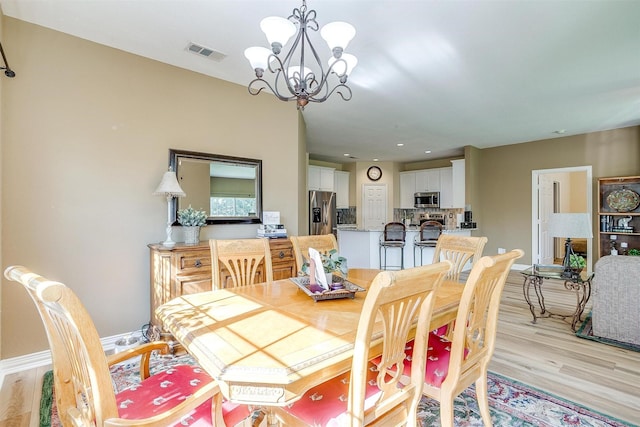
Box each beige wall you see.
[475,127,640,263]
[0,17,302,358]
[0,15,3,359]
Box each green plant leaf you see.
[177,205,207,226]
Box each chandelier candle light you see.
[153,167,186,248]
[244,0,357,109]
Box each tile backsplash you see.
[393,208,464,228]
[337,207,356,224]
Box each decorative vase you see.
[325,271,334,285]
[183,226,200,245]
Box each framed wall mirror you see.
[169,149,263,224]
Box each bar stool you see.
[379,222,406,270]
[414,221,443,266]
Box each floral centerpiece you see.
[302,249,348,276]
[177,206,207,244]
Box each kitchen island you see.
[337,227,474,270]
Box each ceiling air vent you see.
[186,42,226,62]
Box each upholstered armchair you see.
[592,255,640,346]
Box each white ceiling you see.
[2,0,639,163]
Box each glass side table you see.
[521,264,594,332]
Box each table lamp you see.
[547,213,593,278]
[153,167,186,247]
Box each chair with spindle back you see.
[4,265,251,427]
[210,238,273,289]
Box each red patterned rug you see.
[40,353,635,427]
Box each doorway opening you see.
[532,166,593,273]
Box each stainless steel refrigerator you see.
[309,190,336,235]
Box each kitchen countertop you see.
[336,227,477,232]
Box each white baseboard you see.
[0,332,137,390]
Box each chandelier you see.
[244,0,357,110]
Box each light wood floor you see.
[1,271,639,426]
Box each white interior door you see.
[362,184,387,230]
[538,175,555,265]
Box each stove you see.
[419,213,445,226]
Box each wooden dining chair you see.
[432,234,488,282]
[210,238,273,289]
[4,265,251,427]
[401,249,524,427]
[273,260,452,426]
[290,234,339,274]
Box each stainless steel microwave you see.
[414,192,440,208]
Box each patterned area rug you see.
[40,353,635,427]
[576,311,640,352]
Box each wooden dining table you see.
[155,268,463,406]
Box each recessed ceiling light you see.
[553,129,566,134]
[343,153,350,157]
[397,143,404,147]
[425,150,432,154]
[373,158,379,162]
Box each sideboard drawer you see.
[177,250,211,274]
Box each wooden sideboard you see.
[148,238,296,332]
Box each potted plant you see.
[628,248,640,256]
[177,206,207,244]
[302,249,348,283]
[569,254,586,272]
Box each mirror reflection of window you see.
[210,162,257,217]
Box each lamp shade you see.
[328,53,358,76]
[244,46,273,71]
[153,169,186,197]
[547,213,593,239]
[287,65,313,86]
[260,16,296,48]
[320,21,356,52]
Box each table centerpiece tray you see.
[290,274,366,301]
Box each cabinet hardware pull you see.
[194,259,202,268]
[279,251,285,259]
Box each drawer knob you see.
[194,259,202,268]
[279,251,285,259]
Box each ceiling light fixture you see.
[244,0,357,110]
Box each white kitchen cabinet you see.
[308,165,335,192]
[334,170,350,208]
[439,167,453,208]
[399,171,416,208]
[451,159,465,208]
[415,169,440,192]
